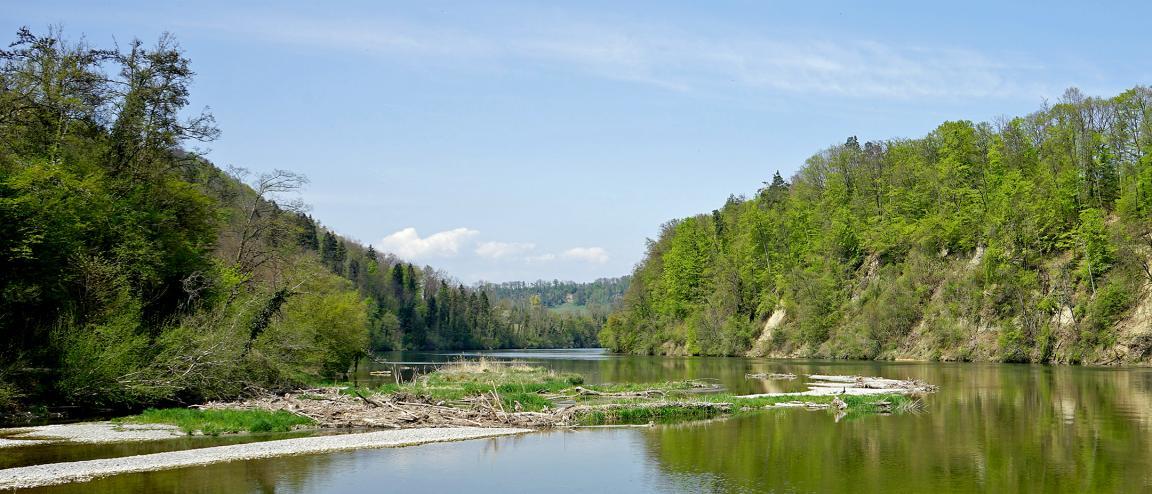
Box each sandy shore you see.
[0,426,528,490]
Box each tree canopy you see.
[602,87,1152,364]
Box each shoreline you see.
[0,426,528,490]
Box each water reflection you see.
[16,353,1152,493]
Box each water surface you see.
[17,350,1152,493]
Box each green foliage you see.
[120,408,313,435]
[0,27,605,415]
[0,377,22,413]
[576,405,721,425]
[606,86,1152,363]
[263,269,369,379]
[480,278,629,308]
[1080,279,1134,348]
[53,311,151,407]
[1077,208,1114,287]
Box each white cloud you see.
[562,247,609,264]
[475,241,536,259]
[377,227,479,260]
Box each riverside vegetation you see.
[0,28,613,419]
[601,86,1152,364]
[172,360,929,431]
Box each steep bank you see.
[601,87,1152,364]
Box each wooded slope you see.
[602,87,1152,364]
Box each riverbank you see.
[0,427,527,490]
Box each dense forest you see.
[480,277,629,310]
[297,223,606,353]
[602,87,1152,364]
[0,28,600,416]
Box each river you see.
[15,349,1152,493]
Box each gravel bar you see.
[0,423,184,448]
[0,427,529,490]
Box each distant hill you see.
[481,277,630,310]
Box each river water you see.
[15,349,1152,493]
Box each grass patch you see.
[119,408,314,436]
[578,381,712,394]
[501,392,554,412]
[576,405,723,425]
[574,393,918,425]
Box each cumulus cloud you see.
[377,227,479,260]
[475,241,536,259]
[562,247,609,264]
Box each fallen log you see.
[354,390,383,408]
[745,373,797,380]
[572,386,667,398]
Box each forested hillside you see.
[0,28,596,416]
[296,222,605,353]
[480,277,629,310]
[602,87,1152,364]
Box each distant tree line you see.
[479,277,629,309]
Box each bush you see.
[53,312,153,407]
[997,322,1031,363]
[1079,278,1134,347]
[258,267,369,382]
[0,378,21,413]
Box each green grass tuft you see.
[119,408,314,436]
[577,405,722,425]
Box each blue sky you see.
[5,1,1149,282]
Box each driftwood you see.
[202,390,739,430]
[572,386,667,398]
[199,373,937,430]
[354,390,383,408]
[807,375,938,393]
[745,373,797,380]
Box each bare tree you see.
[230,167,309,279]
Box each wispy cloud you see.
[562,247,610,264]
[378,227,479,260]
[202,15,1045,99]
[376,229,607,267]
[525,253,558,263]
